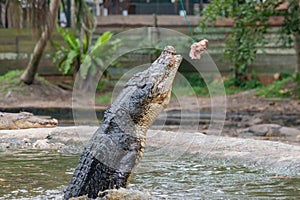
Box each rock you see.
[294,119,300,126]
[32,139,65,149]
[279,127,300,137]
[33,139,52,149]
[242,115,265,126]
[247,124,300,137]
[249,117,264,125]
[249,125,271,136]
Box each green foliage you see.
[280,0,300,44]
[0,70,23,93]
[0,70,24,94]
[181,72,262,96]
[256,78,293,98]
[182,73,206,87]
[54,27,86,74]
[0,70,51,94]
[0,70,50,85]
[294,72,300,99]
[200,0,280,79]
[0,70,23,83]
[95,92,112,104]
[80,31,121,80]
[180,73,208,96]
[54,28,121,79]
[223,76,262,94]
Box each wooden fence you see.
[0,27,297,79]
[0,29,61,75]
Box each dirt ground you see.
[1,78,299,113]
[0,78,73,108]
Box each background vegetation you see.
[0,0,299,103]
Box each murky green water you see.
[0,149,78,199]
[0,149,299,199]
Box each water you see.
[0,149,299,199]
[133,153,300,199]
[0,150,78,199]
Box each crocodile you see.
[0,112,58,129]
[64,43,207,199]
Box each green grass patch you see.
[0,70,23,83]
[0,70,24,93]
[295,73,300,99]
[172,86,199,97]
[36,75,51,86]
[256,77,293,98]
[0,70,53,95]
[223,77,263,95]
[180,73,263,96]
[95,92,112,104]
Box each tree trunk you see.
[71,0,75,28]
[20,0,60,85]
[4,0,8,28]
[293,33,300,74]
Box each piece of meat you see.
[189,39,208,60]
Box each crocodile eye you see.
[163,50,176,55]
[163,46,176,55]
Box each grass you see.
[180,73,263,97]
[36,75,51,86]
[295,73,300,99]
[223,77,263,95]
[0,70,54,95]
[0,70,24,93]
[256,77,294,98]
[0,70,23,83]
[180,72,300,99]
[172,86,199,97]
[95,92,112,104]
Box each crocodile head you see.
[148,46,182,108]
[123,46,183,130]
